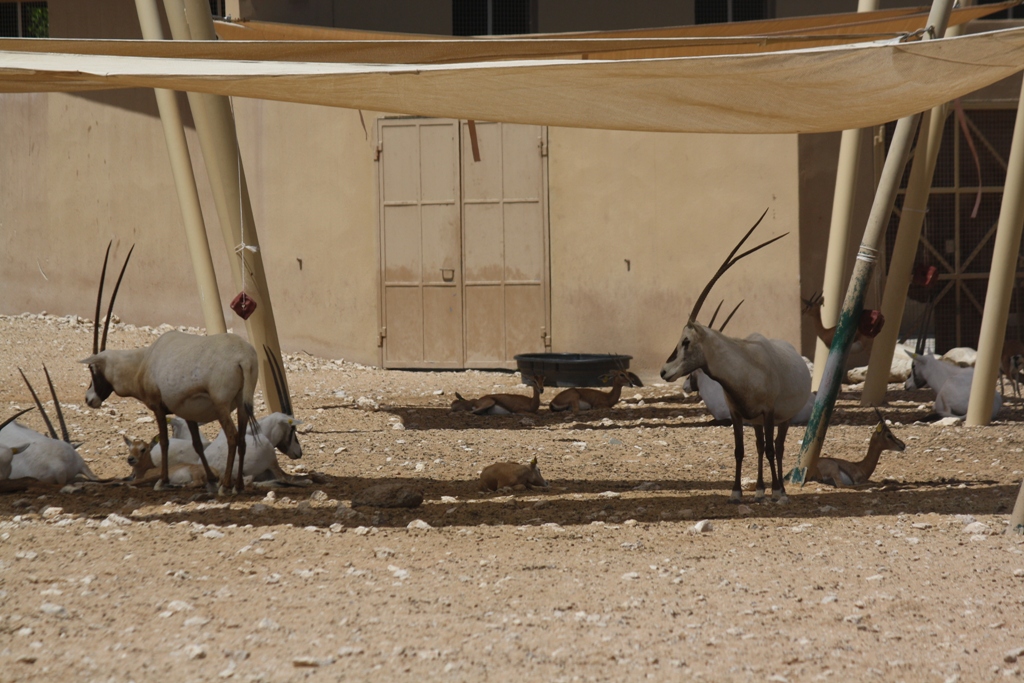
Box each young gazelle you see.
[801,292,873,355]
[660,210,811,503]
[548,369,642,413]
[813,409,905,487]
[79,242,260,494]
[450,375,544,415]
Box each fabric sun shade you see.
[0,26,1022,135]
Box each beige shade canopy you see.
[1,24,1024,135]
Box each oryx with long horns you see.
[80,242,261,494]
[661,210,811,502]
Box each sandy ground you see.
[1,312,1024,682]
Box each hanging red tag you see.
[230,291,257,320]
[913,264,938,288]
[859,310,885,338]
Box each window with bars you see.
[695,0,773,24]
[209,0,224,19]
[884,108,1021,353]
[453,0,535,36]
[0,1,47,37]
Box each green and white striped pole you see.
[790,0,952,485]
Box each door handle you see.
[441,269,455,282]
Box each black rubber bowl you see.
[514,353,633,388]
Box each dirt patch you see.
[1,313,1024,681]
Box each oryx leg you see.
[235,404,250,493]
[187,420,219,494]
[762,414,777,502]
[729,413,745,503]
[773,423,789,500]
[218,416,239,496]
[753,425,766,502]
[154,407,171,491]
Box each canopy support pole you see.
[967,78,1024,427]
[162,0,288,411]
[860,104,947,404]
[861,19,967,406]
[133,0,226,336]
[810,0,878,392]
[791,0,952,485]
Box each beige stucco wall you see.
[547,128,803,380]
[0,91,383,365]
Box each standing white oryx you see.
[660,210,811,502]
[79,242,260,494]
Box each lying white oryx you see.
[905,350,1001,420]
[127,348,307,487]
[661,210,811,502]
[0,369,98,485]
[0,409,33,482]
[80,242,260,494]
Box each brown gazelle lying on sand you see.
[813,409,905,488]
[548,369,642,413]
[479,457,548,491]
[450,375,544,415]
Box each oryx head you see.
[80,241,134,409]
[661,211,785,383]
[677,299,744,388]
[264,345,302,459]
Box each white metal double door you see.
[378,118,549,369]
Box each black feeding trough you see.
[514,353,633,388]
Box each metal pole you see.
[860,105,948,404]
[791,0,953,485]
[162,0,289,412]
[134,0,227,336]
[967,78,1024,425]
[811,0,878,391]
[861,18,967,406]
[1010,476,1024,535]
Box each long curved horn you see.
[42,365,70,443]
[99,244,135,352]
[719,300,744,332]
[263,345,292,416]
[688,208,787,323]
[0,408,33,433]
[706,299,725,329]
[93,241,112,355]
[18,368,58,440]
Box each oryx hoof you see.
[204,481,219,495]
[217,484,232,497]
[728,491,743,504]
[154,479,169,492]
[773,491,790,505]
[754,488,766,502]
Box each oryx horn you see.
[0,407,34,433]
[688,208,787,323]
[42,365,70,443]
[719,300,744,333]
[706,300,725,329]
[92,241,135,355]
[263,345,293,416]
[18,367,59,441]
